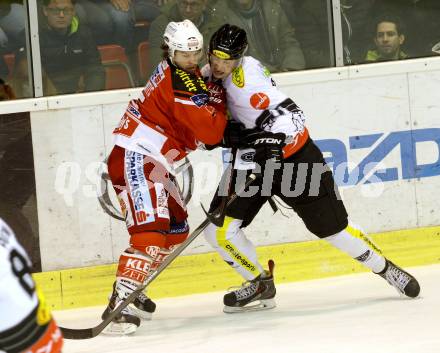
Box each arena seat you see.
[97,45,135,90]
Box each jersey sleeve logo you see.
[250,92,270,110]
[232,66,245,88]
[190,93,209,107]
[262,65,271,78]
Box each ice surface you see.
[54,264,440,353]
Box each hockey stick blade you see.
[60,173,256,339]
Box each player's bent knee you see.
[296,174,348,238]
[165,220,189,248]
[204,217,243,248]
[130,231,166,252]
[165,232,188,248]
[216,217,243,241]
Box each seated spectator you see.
[364,15,408,63]
[147,0,224,77]
[372,0,440,58]
[214,0,305,73]
[39,0,105,95]
[9,46,58,98]
[0,1,26,51]
[294,0,333,69]
[340,0,376,64]
[75,0,161,47]
[280,0,300,28]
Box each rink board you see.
[8,56,437,271]
[34,225,440,310]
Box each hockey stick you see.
[201,147,238,227]
[60,173,256,339]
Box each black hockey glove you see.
[222,119,247,148]
[204,120,247,150]
[243,130,286,165]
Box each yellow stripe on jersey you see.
[345,224,383,254]
[216,216,260,276]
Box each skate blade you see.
[223,298,276,314]
[129,305,153,321]
[102,322,138,336]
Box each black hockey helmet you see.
[209,24,248,60]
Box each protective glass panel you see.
[201,0,330,72]
[341,0,440,65]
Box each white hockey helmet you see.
[163,19,204,59]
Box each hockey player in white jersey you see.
[0,217,63,352]
[202,24,420,313]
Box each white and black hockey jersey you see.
[0,218,63,353]
[203,56,309,158]
[0,218,38,332]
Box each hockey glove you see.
[244,130,286,165]
[206,81,227,114]
[204,120,247,150]
[222,119,247,148]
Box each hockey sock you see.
[204,217,264,281]
[325,223,386,273]
[115,248,157,300]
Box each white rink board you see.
[28,59,440,270]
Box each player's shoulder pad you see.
[231,57,270,89]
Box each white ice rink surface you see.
[55,264,440,353]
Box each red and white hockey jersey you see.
[113,59,227,169]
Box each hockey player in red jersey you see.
[103,19,227,334]
[0,217,63,353]
[202,24,420,313]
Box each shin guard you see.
[325,223,386,273]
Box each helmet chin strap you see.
[169,48,176,66]
[236,57,244,68]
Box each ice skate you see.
[129,291,156,320]
[101,282,141,335]
[377,259,420,298]
[223,260,276,313]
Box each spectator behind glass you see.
[372,0,440,58]
[39,0,105,94]
[0,1,26,51]
[147,0,224,77]
[214,0,305,73]
[280,0,300,28]
[364,15,408,63]
[294,0,333,69]
[340,0,376,64]
[8,46,58,98]
[74,0,161,47]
